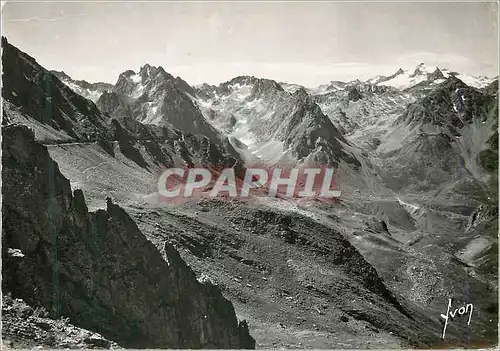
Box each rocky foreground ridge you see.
[1,124,255,349]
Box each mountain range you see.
[2,36,498,349]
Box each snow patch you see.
[378,70,427,90]
[249,140,286,163]
[230,118,255,146]
[60,78,107,102]
[132,84,145,98]
[458,75,494,89]
[456,237,492,266]
[7,248,25,258]
[397,197,420,215]
[452,115,496,181]
[131,73,142,83]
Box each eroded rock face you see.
[1,124,255,349]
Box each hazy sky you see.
[2,1,498,87]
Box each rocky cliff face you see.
[1,124,255,349]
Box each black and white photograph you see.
[1,0,499,349]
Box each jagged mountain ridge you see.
[375,63,495,91]
[96,64,223,144]
[51,62,227,146]
[311,63,494,94]
[311,81,413,136]
[194,76,361,168]
[372,63,448,90]
[43,55,495,173]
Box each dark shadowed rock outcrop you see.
[346,86,362,102]
[1,37,109,142]
[1,124,255,349]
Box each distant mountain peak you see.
[368,62,494,90]
[409,63,441,77]
[348,79,363,86]
[120,69,136,78]
[252,77,284,95]
[428,67,445,80]
[115,65,174,94]
[441,74,466,88]
[292,87,310,100]
[226,75,256,85]
[409,67,422,78]
[138,64,168,78]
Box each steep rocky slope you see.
[123,193,498,348]
[312,81,413,137]
[309,63,495,141]
[1,37,109,142]
[194,76,360,167]
[96,64,222,143]
[51,71,113,103]
[1,37,243,182]
[375,76,498,196]
[1,124,255,349]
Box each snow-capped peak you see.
[375,63,442,89]
[372,63,494,90]
[409,63,439,78]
